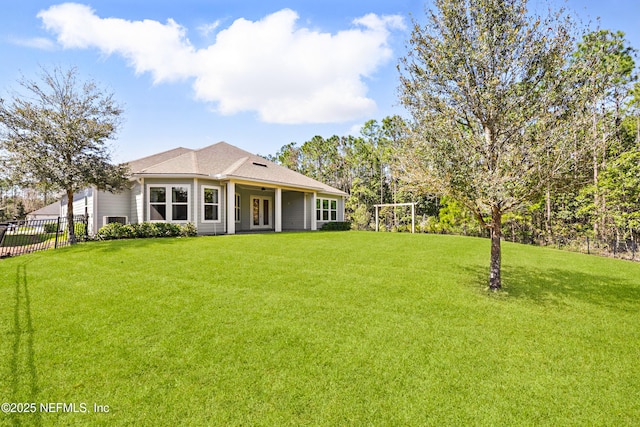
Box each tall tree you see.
[272,142,302,172]
[399,0,578,290]
[600,150,640,246]
[571,30,636,240]
[0,66,128,242]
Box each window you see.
[172,187,189,221]
[104,216,127,225]
[148,185,190,222]
[316,198,338,222]
[235,194,241,223]
[150,187,167,220]
[202,186,221,222]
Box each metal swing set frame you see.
[373,202,416,233]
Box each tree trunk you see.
[545,186,552,242]
[599,129,608,238]
[593,112,600,239]
[66,189,76,245]
[489,206,502,291]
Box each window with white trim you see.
[316,198,337,221]
[235,193,241,223]
[148,185,190,222]
[172,187,189,221]
[202,186,221,222]
[104,216,127,225]
[150,187,167,221]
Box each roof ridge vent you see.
[252,161,267,167]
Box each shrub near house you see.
[320,221,352,231]
[97,222,197,240]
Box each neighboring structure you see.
[26,201,61,221]
[62,142,348,235]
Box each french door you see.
[250,196,272,229]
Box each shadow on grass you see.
[10,263,41,426]
[466,263,640,310]
[1,233,56,248]
[62,236,194,254]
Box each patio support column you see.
[227,181,235,234]
[193,178,199,228]
[303,194,308,230]
[311,193,317,231]
[275,188,282,232]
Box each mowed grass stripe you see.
[1,232,639,425]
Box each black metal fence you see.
[553,236,639,261]
[426,228,640,262]
[0,216,89,259]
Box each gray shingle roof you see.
[27,201,60,217]
[127,147,192,173]
[127,142,347,196]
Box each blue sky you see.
[1,1,639,163]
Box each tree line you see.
[266,7,640,288]
[265,115,433,230]
[269,26,640,248]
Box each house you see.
[26,201,61,221]
[62,142,348,235]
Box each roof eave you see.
[130,173,348,197]
[131,173,211,179]
[225,174,348,196]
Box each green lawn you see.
[1,232,639,426]
[1,232,57,248]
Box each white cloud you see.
[197,20,221,37]
[348,122,365,136]
[38,3,194,83]
[9,36,56,50]
[37,3,405,124]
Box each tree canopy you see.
[0,66,128,242]
[399,0,580,289]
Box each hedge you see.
[96,222,197,240]
[320,221,352,231]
